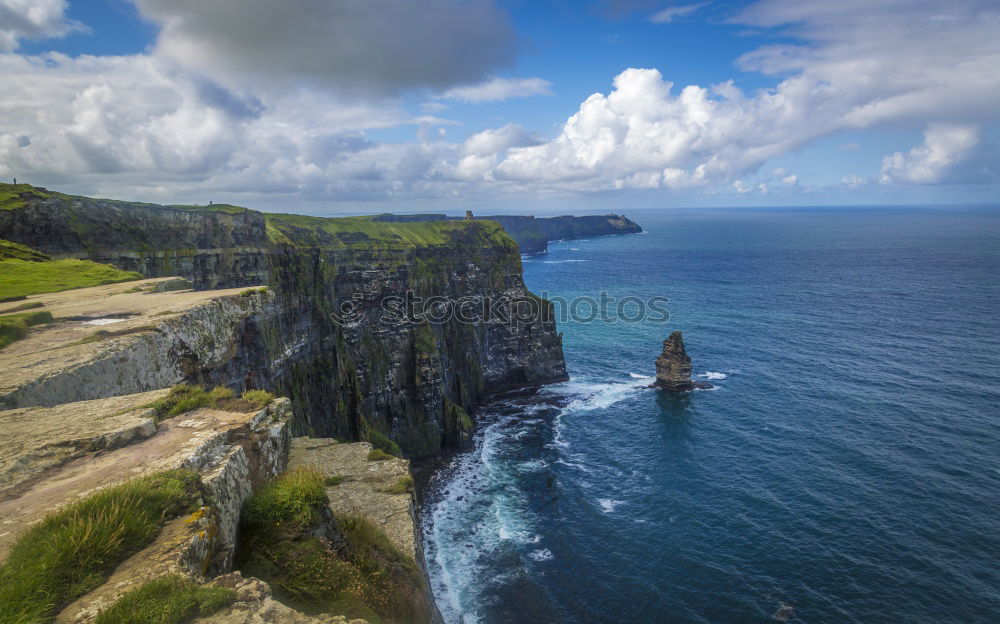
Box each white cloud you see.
[3,0,1000,204]
[438,77,553,103]
[879,123,992,184]
[649,3,706,24]
[473,0,1000,191]
[463,125,540,156]
[0,53,469,201]
[0,0,82,52]
[491,68,813,190]
[131,0,515,94]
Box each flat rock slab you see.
[288,438,417,561]
[0,389,168,498]
[0,277,262,408]
[0,397,263,563]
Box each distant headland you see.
[372,212,643,254]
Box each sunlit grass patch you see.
[0,470,200,624]
[93,575,234,624]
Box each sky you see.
[1,0,998,214]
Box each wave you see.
[562,381,645,412]
[698,371,728,380]
[528,548,554,562]
[629,372,653,380]
[598,499,625,513]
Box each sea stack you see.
[654,331,711,392]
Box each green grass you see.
[366,428,402,458]
[0,310,54,350]
[0,239,50,262]
[94,575,234,624]
[147,385,275,421]
[239,287,268,297]
[0,470,200,624]
[0,258,142,300]
[240,389,276,410]
[335,514,431,622]
[0,183,51,212]
[235,467,431,623]
[265,212,516,250]
[381,477,414,495]
[168,203,248,215]
[1,301,44,313]
[366,449,394,462]
[324,475,347,487]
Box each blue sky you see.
[1,0,998,213]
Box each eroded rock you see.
[654,331,711,392]
[195,572,369,624]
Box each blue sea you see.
[420,207,1000,624]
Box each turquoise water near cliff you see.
[421,207,1000,623]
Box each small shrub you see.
[324,475,346,487]
[148,385,274,421]
[0,470,200,623]
[241,467,326,531]
[149,385,214,420]
[367,449,394,462]
[381,476,413,495]
[94,575,234,624]
[239,287,268,297]
[240,389,275,410]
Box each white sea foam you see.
[598,499,624,513]
[629,372,653,379]
[564,382,642,412]
[698,371,728,380]
[516,459,549,473]
[528,549,554,561]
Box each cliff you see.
[370,212,642,254]
[0,183,567,459]
[480,214,643,254]
[0,278,429,623]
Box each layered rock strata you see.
[0,184,569,458]
[654,331,711,392]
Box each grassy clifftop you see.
[0,182,518,256]
[266,212,516,250]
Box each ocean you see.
[419,207,1000,623]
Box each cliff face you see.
[369,212,643,254]
[0,184,567,459]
